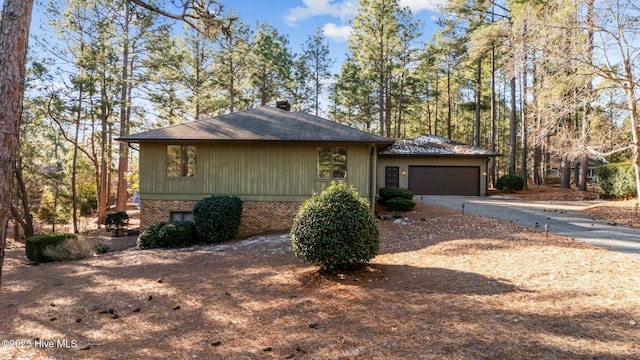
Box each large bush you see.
[595,163,637,198]
[37,189,71,225]
[193,196,243,243]
[290,182,379,269]
[386,197,416,211]
[137,221,197,249]
[137,221,167,249]
[158,221,197,248]
[378,187,414,201]
[25,233,77,263]
[43,236,93,261]
[105,211,129,237]
[495,174,525,192]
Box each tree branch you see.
[127,0,235,37]
[586,145,634,162]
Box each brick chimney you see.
[276,100,291,111]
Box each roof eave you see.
[379,153,502,157]
[116,138,395,145]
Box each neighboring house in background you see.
[377,135,500,196]
[548,158,604,184]
[117,105,393,237]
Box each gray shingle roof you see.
[380,135,501,157]
[117,106,393,145]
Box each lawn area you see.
[1,191,639,359]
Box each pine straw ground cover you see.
[1,186,639,359]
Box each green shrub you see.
[157,221,197,248]
[137,221,167,249]
[595,163,637,198]
[43,236,93,261]
[290,182,379,269]
[105,211,129,237]
[386,197,416,211]
[193,196,243,243]
[25,233,77,263]
[378,187,414,201]
[495,174,525,192]
[137,221,198,249]
[37,188,71,225]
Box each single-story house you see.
[377,135,500,196]
[117,105,394,237]
[118,106,499,236]
[548,158,604,184]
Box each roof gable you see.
[380,135,501,157]
[118,106,392,145]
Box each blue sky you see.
[27,0,444,73]
[228,0,444,66]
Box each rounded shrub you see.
[25,233,77,263]
[105,211,129,237]
[157,221,197,248]
[138,221,197,249]
[595,163,637,198]
[495,174,525,192]
[43,237,93,261]
[290,182,379,269]
[378,187,414,201]
[137,221,167,249]
[386,197,416,211]
[193,196,243,243]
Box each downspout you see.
[485,157,490,196]
[370,143,377,212]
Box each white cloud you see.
[284,0,339,26]
[284,0,442,34]
[336,0,359,17]
[284,0,441,26]
[322,23,352,42]
[284,0,360,26]
[399,0,445,13]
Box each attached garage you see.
[376,135,500,196]
[408,166,479,196]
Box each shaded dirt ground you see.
[1,186,639,359]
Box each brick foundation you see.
[140,199,303,238]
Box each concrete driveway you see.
[417,195,640,255]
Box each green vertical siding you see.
[139,142,373,201]
[376,156,490,195]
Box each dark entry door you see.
[408,166,479,196]
[385,166,400,188]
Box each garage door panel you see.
[408,166,479,196]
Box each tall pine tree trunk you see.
[560,153,571,189]
[13,155,35,238]
[579,0,594,192]
[520,34,528,189]
[490,43,497,188]
[71,84,83,233]
[116,1,131,212]
[509,76,517,175]
[532,61,542,185]
[447,66,452,140]
[0,0,34,288]
[474,58,481,147]
[98,86,110,226]
[434,78,440,137]
[520,103,527,188]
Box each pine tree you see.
[248,23,293,106]
[301,28,334,116]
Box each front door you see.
[385,166,400,188]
